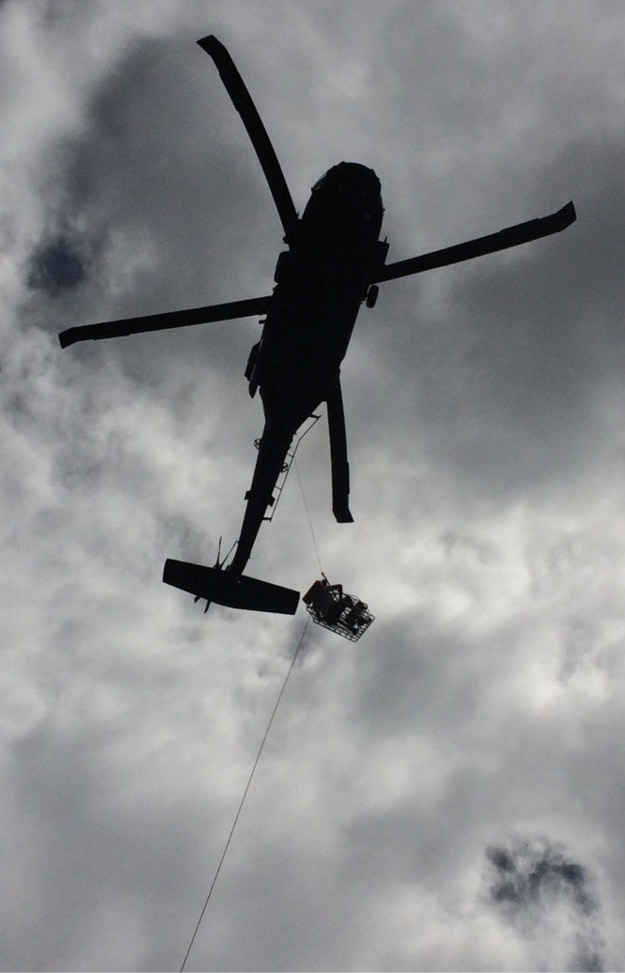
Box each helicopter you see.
[59,35,576,616]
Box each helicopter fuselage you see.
[251,161,385,426]
[228,161,386,576]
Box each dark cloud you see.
[487,838,595,915]
[486,837,606,971]
[27,234,86,293]
[570,942,605,973]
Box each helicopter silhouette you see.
[59,35,576,616]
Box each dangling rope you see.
[179,617,310,972]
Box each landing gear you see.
[365,284,379,309]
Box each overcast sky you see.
[2,1,625,969]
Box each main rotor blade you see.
[372,200,576,284]
[198,35,298,241]
[59,295,271,348]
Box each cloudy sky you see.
[2,1,625,969]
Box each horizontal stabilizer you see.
[163,559,299,615]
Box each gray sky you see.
[2,1,625,969]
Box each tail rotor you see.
[189,537,240,612]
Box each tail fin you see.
[163,559,299,615]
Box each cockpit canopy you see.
[312,161,381,195]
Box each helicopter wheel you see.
[365,284,379,309]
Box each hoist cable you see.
[293,456,324,576]
[271,386,324,577]
[179,616,310,972]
